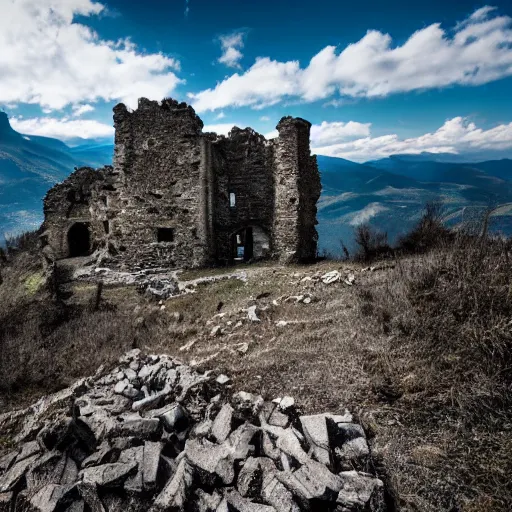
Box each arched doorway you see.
[68,223,90,257]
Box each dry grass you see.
[1,234,511,511]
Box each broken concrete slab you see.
[224,488,276,511]
[0,451,18,473]
[0,454,39,492]
[81,441,116,468]
[112,417,161,439]
[335,437,370,461]
[277,459,342,503]
[261,426,309,465]
[194,488,223,511]
[261,471,299,512]
[17,441,41,462]
[185,438,234,485]
[268,408,289,428]
[118,446,144,494]
[299,414,332,466]
[26,482,77,512]
[25,452,72,490]
[142,441,162,491]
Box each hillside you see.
[0,230,511,511]
[0,113,113,237]
[317,155,512,255]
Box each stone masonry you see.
[42,98,321,269]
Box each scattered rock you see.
[211,325,223,337]
[212,404,234,443]
[337,471,385,511]
[79,462,138,488]
[279,396,295,411]
[216,374,231,385]
[0,351,386,512]
[152,458,193,510]
[247,305,260,322]
[322,270,341,284]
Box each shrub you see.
[4,229,42,256]
[353,223,392,262]
[396,200,453,254]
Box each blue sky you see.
[1,0,512,161]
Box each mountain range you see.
[0,112,114,238]
[1,113,511,254]
[317,154,512,255]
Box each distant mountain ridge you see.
[0,113,113,237]
[317,154,512,255]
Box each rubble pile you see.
[0,350,386,511]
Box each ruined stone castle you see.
[42,98,321,269]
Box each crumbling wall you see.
[42,166,111,260]
[272,117,320,262]
[111,98,212,269]
[211,128,274,265]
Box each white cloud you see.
[189,7,512,112]
[0,0,182,111]
[203,123,237,135]
[215,111,226,120]
[218,32,245,68]
[310,121,371,145]
[312,117,512,162]
[10,116,114,140]
[190,57,300,112]
[260,116,271,122]
[263,120,370,143]
[72,104,95,117]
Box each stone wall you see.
[211,128,274,265]
[110,98,212,269]
[42,166,112,260]
[273,118,321,262]
[43,98,321,269]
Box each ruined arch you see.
[67,223,91,257]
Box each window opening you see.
[157,227,174,242]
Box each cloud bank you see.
[0,0,182,111]
[11,116,114,141]
[312,117,512,162]
[189,6,512,112]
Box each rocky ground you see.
[0,349,386,511]
[2,254,510,511]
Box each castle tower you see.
[111,98,215,268]
[272,117,321,262]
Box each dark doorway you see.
[231,227,253,262]
[68,223,90,257]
